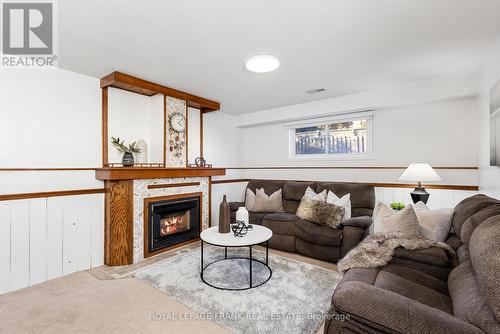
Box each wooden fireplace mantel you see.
[101,167,224,266]
[96,167,226,181]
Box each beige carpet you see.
[0,247,333,334]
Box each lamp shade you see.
[398,163,442,182]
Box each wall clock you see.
[169,112,186,133]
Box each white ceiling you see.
[58,0,500,115]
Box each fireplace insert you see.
[147,195,200,254]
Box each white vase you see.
[235,207,249,225]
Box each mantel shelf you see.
[95,167,226,181]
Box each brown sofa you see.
[229,179,375,262]
[325,194,500,334]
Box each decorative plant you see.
[390,201,406,211]
[111,137,141,153]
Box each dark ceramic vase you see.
[218,195,231,233]
[122,152,134,167]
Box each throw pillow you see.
[253,188,284,213]
[296,197,345,229]
[326,191,351,220]
[303,186,327,202]
[413,201,454,242]
[244,188,256,211]
[373,202,420,237]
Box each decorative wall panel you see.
[165,97,187,167]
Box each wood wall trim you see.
[211,178,250,184]
[147,182,201,190]
[95,167,225,180]
[143,192,203,259]
[0,166,477,172]
[0,168,98,171]
[210,178,478,191]
[208,176,212,227]
[0,188,105,202]
[185,103,189,166]
[200,108,204,159]
[102,87,109,167]
[163,94,167,167]
[221,166,478,170]
[100,72,220,112]
[104,180,133,266]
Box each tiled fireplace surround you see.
[133,177,210,263]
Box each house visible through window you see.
[289,113,372,158]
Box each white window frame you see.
[287,111,374,161]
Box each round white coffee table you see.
[200,225,273,290]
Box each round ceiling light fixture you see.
[245,54,280,73]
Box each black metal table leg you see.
[249,246,253,288]
[225,246,227,259]
[266,241,269,265]
[200,240,204,279]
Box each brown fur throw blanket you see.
[337,233,456,273]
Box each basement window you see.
[287,111,373,160]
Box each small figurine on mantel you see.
[188,156,213,168]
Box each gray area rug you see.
[135,246,343,334]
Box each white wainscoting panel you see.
[374,187,478,209]
[0,194,104,295]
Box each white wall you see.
[187,107,201,164]
[0,69,101,167]
[202,111,246,225]
[478,36,500,199]
[241,97,478,186]
[0,69,105,294]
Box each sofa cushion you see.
[382,264,449,295]
[261,213,298,235]
[231,211,267,225]
[469,215,500,321]
[244,212,267,225]
[393,246,451,268]
[452,194,500,236]
[460,204,500,250]
[283,181,316,201]
[316,182,375,217]
[295,219,342,246]
[374,271,453,314]
[283,199,299,214]
[448,261,500,334]
[296,238,341,262]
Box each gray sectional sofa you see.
[229,179,375,262]
[325,194,500,334]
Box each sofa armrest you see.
[332,281,483,334]
[229,202,244,212]
[340,216,372,229]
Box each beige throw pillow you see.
[253,188,284,213]
[413,201,453,241]
[326,191,351,220]
[373,202,419,237]
[296,197,345,229]
[244,188,256,211]
[303,186,327,202]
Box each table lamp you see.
[399,163,441,204]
